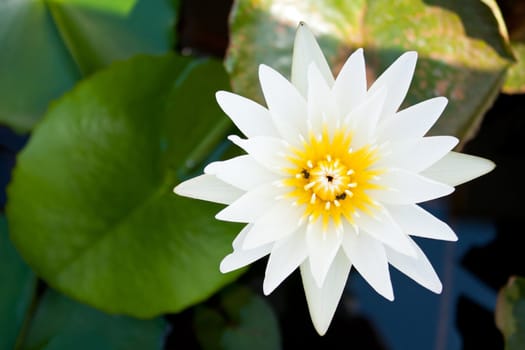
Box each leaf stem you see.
[14,280,40,350]
[179,117,233,177]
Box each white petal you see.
[220,243,272,273]
[263,228,308,295]
[351,207,417,257]
[342,230,394,300]
[306,221,343,288]
[216,183,283,223]
[385,238,442,293]
[379,136,458,173]
[378,97,448,141]
[242,201,304,249]
[368,52,418,118]
[307,63,338,133]
[204,155,279,191]
[332,48,367,117]
[386,204,457,241]
[300,250,351,336]
[216,91,279,138]
[174,174,244,204]
[421,151,495,187]
[228,135,289,173]
[270,112,304,146]
[259,64,308,137]
[373,169,454,204]
[347,87,387,149]
[232,224,252,250]
[291,22,334,96]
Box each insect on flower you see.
[174,22,495,335]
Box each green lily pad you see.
[0,0,176,131]
[7,54,242,317]
[226,0,514,145]
[194,286,282,350]
[21,289,166,350]
[504,42,525,93]
[52,0,138,15]
[0,215,37,350]
[499,0,525,93]
[496,276,525,350]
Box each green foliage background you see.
[0,0,524,348]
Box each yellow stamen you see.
[283,126,384,230]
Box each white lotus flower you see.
[174,23,495,335]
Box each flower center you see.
[303,155,355,204]
[283,127,383,229]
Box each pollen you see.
[283,126,383,229]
